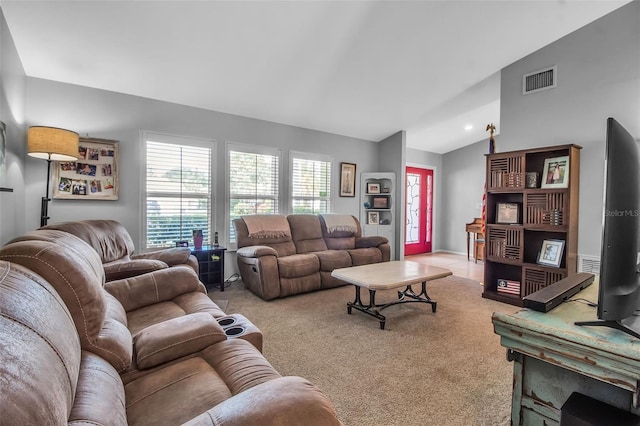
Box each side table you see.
[191,245,227,291]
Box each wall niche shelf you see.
[360,172,395,260]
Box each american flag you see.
[497,279,520,295]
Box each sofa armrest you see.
[104,259,169,281]
[237,245,278,258]
[183,376,341,426]
[104,266,206,312]
[355,236,389,248]
[131,247,192,266]
[134,313,227,370]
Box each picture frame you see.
[53,137,119,200]
[525,172,539,188]
[368,211,379,225]
[537,239,565,267]
[367,182,381,194]
[496,202,520,224]
[339,162,356,197]
[372,197,388,209]
[541,156,569,188]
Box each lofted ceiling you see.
[0,0,632,154]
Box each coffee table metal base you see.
[347,281,436,330]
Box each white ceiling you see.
[1,1,632,154]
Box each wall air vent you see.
[523,66,557,95]
[578,254,601,275]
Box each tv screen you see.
[576,118,640,338]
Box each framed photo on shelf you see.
[339,162,356,197]
[367,182,381,194]
[372,197,388,209]
[541,156,569,188]
[53,137,119,200]
[496,202,520,224]
[525,172,539,188]
[368,211,379,225]
[537,239,565,267]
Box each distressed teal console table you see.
[493,280,640,425]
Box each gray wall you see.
[21,79,382,276]
[406,148,444,252]
[0,8,26,246]
[378,130,406,258]
[440,1,639,259]
[441,138,490,254]
[499,1,640,257]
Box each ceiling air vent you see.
[523,66,557,95]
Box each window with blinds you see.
[291,152,331,214]
[145,136,212,248]
[228,146,281,243]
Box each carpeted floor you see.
[210,276,519,426]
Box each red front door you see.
[405,167,433,255]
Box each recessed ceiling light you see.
[464,124,473,131]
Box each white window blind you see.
[145,138,212,248]
[291,152,331,214]
[228,147,280,243]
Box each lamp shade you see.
[27,126,79,161]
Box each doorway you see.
[405,166,433,255]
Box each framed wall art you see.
[367,182,380,194]
[53,137,119,200]
[339,162,356,197]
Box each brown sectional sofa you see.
[41,219,199,281]
[234,214,390,300]
[0,229,341,424]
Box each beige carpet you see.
[211,276,519,426]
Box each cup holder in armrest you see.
[224,326,245,337]
[217,316,237,327]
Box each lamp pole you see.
[40,156,52,227]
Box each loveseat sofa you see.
[0,229,341,424]
[41,219,199,281]
[234,214,390,300]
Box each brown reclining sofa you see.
[0,229,341,425]
[234,214,390,300]
[41,219,199,281]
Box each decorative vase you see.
[193,229,203,250]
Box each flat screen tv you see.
[575,118,640,338]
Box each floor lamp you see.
[27,126,79,227]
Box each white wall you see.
[378,130,406,258]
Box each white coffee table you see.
[331,260,452,329]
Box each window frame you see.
[226,141,283,250]
[141,131,216,250]
[290,150,333,215]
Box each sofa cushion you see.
[234,216,297,257]
[0,261,82,425]
[277,253,320,278]
[288,214,328,253]
[125,339,281,426]
[348,247,383,266]
[0,232,133,371]
[41,219,135,263]
[314,250,352,271]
